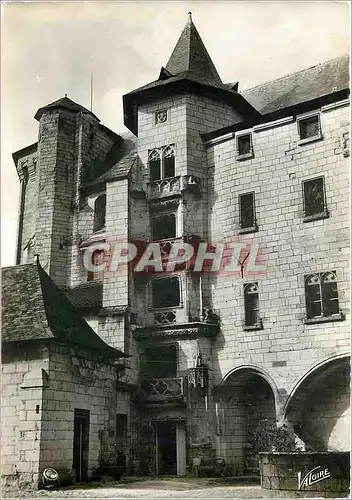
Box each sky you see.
[1,1,350,267]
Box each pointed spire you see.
[165,13,222,86]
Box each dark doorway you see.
[116,414,128,472]
[73,409,90,482]
[157,422,177,475]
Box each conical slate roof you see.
[123,14,260,134]
[165,12,222,86]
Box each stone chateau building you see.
[2,13,350,487]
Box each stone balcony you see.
[139,377,186,404]
[147,175,201,200]
[133,321,219,341]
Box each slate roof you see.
[123,15,260,134]
[64,283,103,311]
[34,96,100,121]
[240,55,350,115]
[97,149,138,182]
[81,135,138,189]
[128,14,226,94]
[2,261,125,357]
[165,13,222,86]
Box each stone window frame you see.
[297,111,323,145]
[140,343,179,379]
[302,175,329,222]
[151,210,179,241]
[235,131,254,160]
[148,144,176,181]
[155,109,168,125]
[148,274,183,311]
[93,193,107,232]
[87,248,105,283]
[243,282,263,331]
[304,271,344,324]
[238,191,258,234]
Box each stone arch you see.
[220,364,281,413]
[216,365,279,474]
[284,353,350,452]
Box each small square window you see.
[152,276,180,309]
[302,176,329,222]
[298,114,322,143]
[152,213,176,240]
[142,345,177,379]
[155,110,168,124]
[236,133,253,159]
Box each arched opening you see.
[285,355,350,452]
[217,368,277,475]
[93,194,106,232]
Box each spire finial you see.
[188,12,192,22]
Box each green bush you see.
[248,419,298,453]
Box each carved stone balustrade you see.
[140,377,185,403]
[147,175,201,200]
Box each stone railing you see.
[148,175,201,199]
[140,377,185,401]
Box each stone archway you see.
[284,355,350,452]
[216,367,278,475]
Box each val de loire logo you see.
[298,466,331,490]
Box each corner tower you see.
[123,14,261,474]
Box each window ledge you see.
[151,305,183,311]
[304,312,345,325]
[236,152,254,161]
[239,225,258,235]
[303,210,329,223]
[298,134,323,146]
[243,320,263,331]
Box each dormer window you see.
[93,194,106,232]
[149,145,175,181]
[297,112,322,144]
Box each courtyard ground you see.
[2,477,350,499]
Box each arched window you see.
[305,274,321,318]
[244,282,260,326]
[93,194,106,232]
[87,249,105,282]
[162,145,175,178]
[148,149,161,182]
[305,271,339,319]
[148,145,175,181]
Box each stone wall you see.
[1,342,50,487]
[207,101,350,394]
[40,342,130,478]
